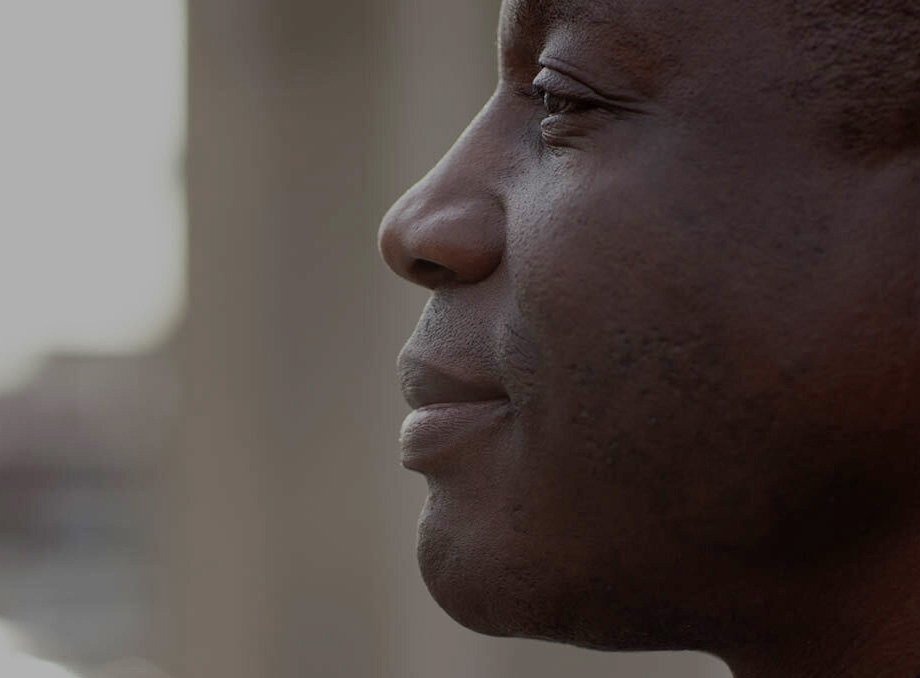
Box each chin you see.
[414,491,681,652]
[415,495,514,637]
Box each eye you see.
[532,83,593,116]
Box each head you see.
[378,0,920,660]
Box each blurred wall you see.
[171,1,389,676]
[170,1,733,677]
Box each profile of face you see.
[379,0,920,667]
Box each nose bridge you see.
[378,101,507,288]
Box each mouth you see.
[397,352,511,470]
[399,356,507,410]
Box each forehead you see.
[501,0,605,27]
[498,0,797,100]
[501,0,615,53]
[498,0,692,93]
[499,0,680,43]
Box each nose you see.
[378,106,506,289]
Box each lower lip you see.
[400,399,511,471]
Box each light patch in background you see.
[0,0,187,392]
[0,620,82,678]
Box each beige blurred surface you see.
[166,1,733,677]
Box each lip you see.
[397,352,506,410]
[397,352,510,470]
[400,399,511,471]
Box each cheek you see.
[502,150,920,553]
[508,153,715,339]
[507,162,727,416]
[501,155,844,547]
[503,169,721,522]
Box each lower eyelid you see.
[540,118,591,147]
[538,108,615,150]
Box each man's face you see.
[379,0,919,652]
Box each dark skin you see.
[378,0,920,676]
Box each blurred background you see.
[0,1,733,676]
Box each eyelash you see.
[531,83,593,116]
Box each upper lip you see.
[398,351,507,410]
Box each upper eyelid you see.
[538,56,617,100]
[532,68,592,98]
[504,65,602,104]
[536,59,648,108]
[531,70,620,115]
[504,69,649,117]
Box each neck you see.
[719,526,920,678]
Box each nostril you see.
[409,258,454,287]
[412,259,443,275]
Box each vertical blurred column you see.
[170,1,390,677]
